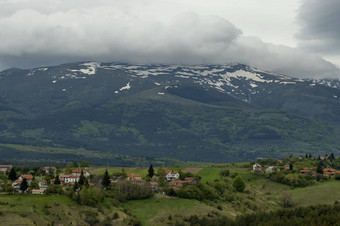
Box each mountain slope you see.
[1,62,340,164]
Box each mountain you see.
[1,62,340,165]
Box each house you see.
[320,156,329,160]
[323,168,337,176]
[300,168,310,175]
[169,180,187,189]
[44,167,56,174]
[149,182,159,192]
[59,175,79,184]
[39,180,48,190]
[284,165,290,171]
[265,166,279,174]
[0,165,12,172]
[12,180,22,192]
[165,170,180,181]
[184,177,198,184]
[32,189,44,195]
[127,174,142,181]
[19,175,33,182]
[71,170,90,177]
[252,163,262,172]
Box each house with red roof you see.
[149,182,159,192]
[19,175,33,182]
[165,170,180,181]
[0,165,12,172]
[71,170,90,177]
[127,174,142,181]
[299,168,310,175]
[284,165,290,171]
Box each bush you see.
[232,176,246,192]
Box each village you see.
[0,164,200,195]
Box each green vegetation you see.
[1,156,340,225]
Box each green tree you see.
[80,160,89,167]
[148,164,154,178]
[20,178,29,192]
[232,176,246,192]
[78,170,89,188]
[64,164,72,174]
[29,179,39,190]
[101,169,111,189]
[289,163,293,171]
[316,162,323,174]
[72,161,79,167]
[330,153,335,161]
[54,174,61,185]
[8,167,17,181]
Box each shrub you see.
[232,176,246,192]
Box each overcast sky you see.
[0,0,339,79]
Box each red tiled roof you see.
[149,182,158,186]
[69,175,79,178]
[165,170,178,175]
[0,165,12,168]
[60,175,70,178]
[15,180,22,184]
[21,175,33,180]
[284,165,290,167]
[300,170,310,173]
[323,168,336,172]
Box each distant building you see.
[149,182,159,192]
[165,170,180,181]
[127,174,142,181]
[265,166,279,174]
[44,167,56,174]
[300,168,310,175]
[320,156,329,160]
[71,170,90,177]
[32,189,44,195]
[0,165,12,172]
[284,165,290,171]
[19,175,33,182]
[253,163,262,172]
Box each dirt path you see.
[182,168,203,174]
[89,168,106,175]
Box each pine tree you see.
[232,176,246,192]
[289,163,293,171]
[101,169,111,189]
[20,178,29,192]
[316,163,323,174]
[54,174,61,184]
[78,170,85,187]
[330,153,335,161]
[148,164,154,178]
[8,167,17,181]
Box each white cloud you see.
[0,0,339,79]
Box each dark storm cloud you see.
[297,0,340,54]
[0,1,339,79]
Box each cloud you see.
[0,0,339,79]
[297,0,340,55]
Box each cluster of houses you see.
[10,168,91,194]
[116,170,197,192]
[253,162,340,178]
[299,168,340,177]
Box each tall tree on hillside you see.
[330,153,335,161]
[148,164,154,178]
[54,174,61,184]
[20,178,29,193]
[316,162,323,174]
[78,170,89,188]
[101,169,111,189]
[289,163,293,171]
[8,167,17,181]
